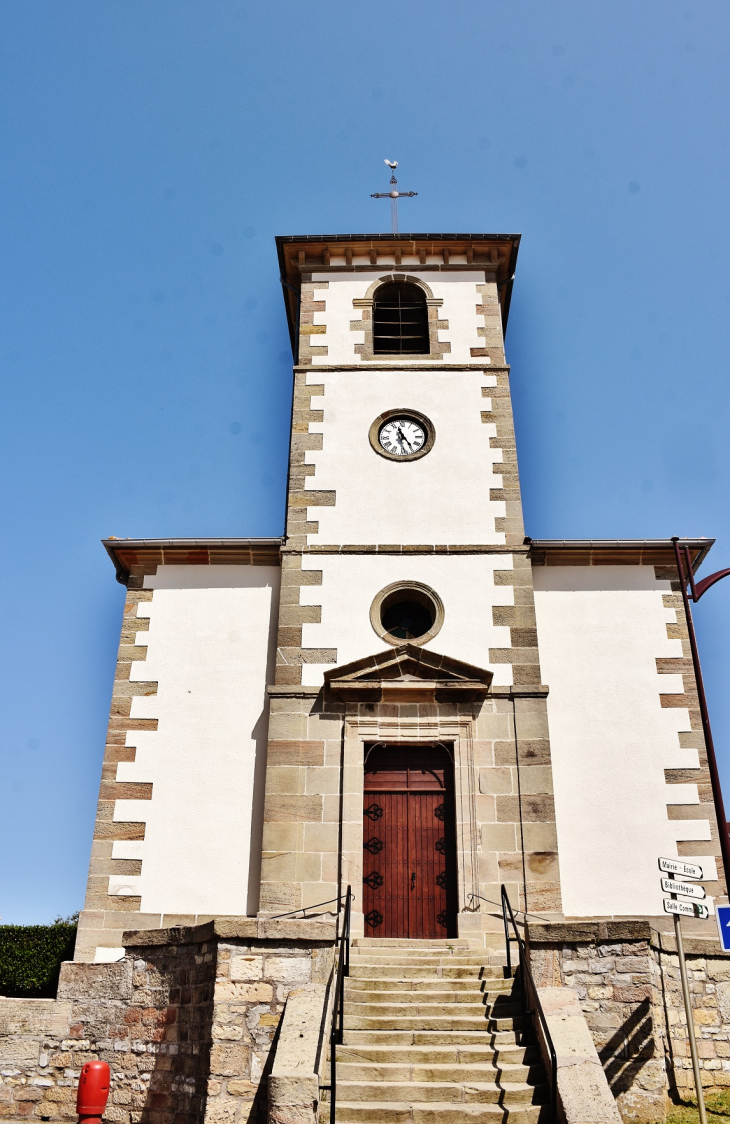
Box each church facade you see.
[76,232,724,964]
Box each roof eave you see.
[526,537,715,572]
[103,537,284,585]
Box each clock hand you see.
[397,426,413,452]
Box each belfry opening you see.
[372,280,429,354]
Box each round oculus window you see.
[381,599,433,640]
[370,581,445,647]
[368,409,435,462]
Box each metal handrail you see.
[500,885,557,1121]
[268,892,350,920]
[319,886,352,1124]
[465,891,555,925]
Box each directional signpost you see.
[659,857,705,880]
[664,898,710,920]
[661,877,706,901]
[659,857,708,1124]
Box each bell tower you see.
[259,234,563,942]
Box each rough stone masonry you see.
[529,921,730,1122]
[0,920,335,1124]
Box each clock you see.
[379,417,425,457]
[369,409,435,462]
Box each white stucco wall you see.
[300,553,514,686]
[110,564,279,916]
[305,368,504,546]
[310,270,490,365]
[532,565,713,918]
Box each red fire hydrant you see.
[76,1061,110,1124]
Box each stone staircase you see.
[325,938,550,1123]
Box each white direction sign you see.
[659,857,704,881]
[664,898,710,920]
[661,877,707,901]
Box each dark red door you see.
[362,745,457,939]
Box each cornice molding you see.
[527,537,714,570]
[276,233,520,349]
[103,537,283,584]
[293,364,508,373]
[280,544,527,555]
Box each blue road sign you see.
[716,905,730,951]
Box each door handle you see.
[410,871,416,891]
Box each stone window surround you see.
[352,274,450,362]
[368,579,445,648]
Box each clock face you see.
[369,408,435,461]
[378,417,426,457]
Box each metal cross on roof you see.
[371,160,417,235]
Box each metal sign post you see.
[660,859,707,1124]
[673,910,707,1124]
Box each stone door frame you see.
[340,706,480,939]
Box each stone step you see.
[350,941,510,954]
[342,1029,527,1047]
[327,1080,546,1105]
[350,947,492,956]
[350,950,498,963]
[345,1015,524,1033]
[332,951,546,1124]
[346,1007,521,1025]
[329,1099,549,1123]
[350,965,506,980]
[335,1061,543,1085]
[344,975,510,993]
[336,1044,539,1066]
[346,988,517,1005]
[352,939,476,949]
[346,993,516,1010]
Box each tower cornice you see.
[276,232,520,351]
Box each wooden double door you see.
[362,744,458,939]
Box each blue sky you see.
[2,1,729,922]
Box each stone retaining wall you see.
[0,941,209,1124]
[528,920,730,1123]
[204,924,333,1124]
[0,920,335,1124]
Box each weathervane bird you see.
[371,160,417,234]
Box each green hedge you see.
[0,921,77,998]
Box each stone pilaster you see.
[296,277,328,366]
[481,366,525,546]
[657,564,727,899]
[472,274,507,365]
[477,688,562,921]
[76,566,159,960]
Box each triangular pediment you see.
[324,644,492,703]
